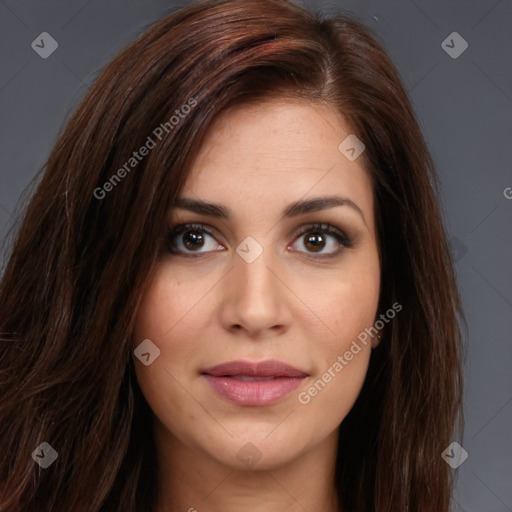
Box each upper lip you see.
[201,359,308,378]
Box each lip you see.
[201,359,308,406]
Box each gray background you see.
[1,0,511,510]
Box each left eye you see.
[166,222,351,257]
[290,222,351,257]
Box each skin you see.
[133,98,381,512]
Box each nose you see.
[219,242,292,338]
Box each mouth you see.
[200,359,308,406]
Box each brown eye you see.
[291,223,352,257]
[167,223,224,256]
[166,222,352,259]
[303,233,326,252]
[182,230,205,251]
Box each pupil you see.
[183,230,204,250]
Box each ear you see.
[372,330,383,349]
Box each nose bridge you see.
[235,236,278,302]
[222,235,289,333]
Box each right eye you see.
[166,223,225,257]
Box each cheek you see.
[296,254,380,412]
[133,266,208,353]
[330,279,380,345]
[297,287,377,427]
[132,267,206,407]
[299,256,380,349]
[132,269,206,427]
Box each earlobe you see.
[372,331,382,349]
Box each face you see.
[133,98,381,472]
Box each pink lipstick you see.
[201,359,308,406]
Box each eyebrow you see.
[173,195,367,225]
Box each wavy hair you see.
[0,0,464,510]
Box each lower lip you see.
[203,375,305,406]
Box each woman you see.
[0,0,464,510]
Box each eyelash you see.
[165,222,353,259]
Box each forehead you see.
[180,99,374,224]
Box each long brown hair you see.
[0,0,464,510]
